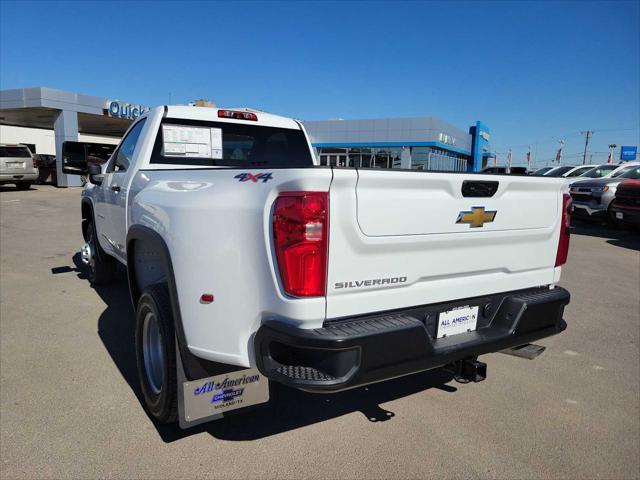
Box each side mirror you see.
[62,141,116,177]
[88,163,104,185]
[62,141,89,175]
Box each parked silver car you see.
[570,162,640,220]
[562,165,598,178]
[0,144,39,190]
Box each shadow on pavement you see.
[0,185,39,193]
[571,221,639,251]
[54,253,457,443]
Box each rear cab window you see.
[0,146,31,158]
[150,119,313,167]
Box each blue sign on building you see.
[620,146,637,161]
[469,121,491,172]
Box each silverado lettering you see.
[334,276,408,289]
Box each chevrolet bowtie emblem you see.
[456,207,497,228]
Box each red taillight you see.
[555,193,572,267]
[218,110,258,121]
[32,156,37,168]
[273,192,328,297]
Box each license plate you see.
[8,162,24,168]
[616,212,623,220]
[182,368,269,422]
[437,305,479,338]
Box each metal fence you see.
[417,152,467,172]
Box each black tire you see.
[607,204,621,228]
[16,182,31,190]
[85,220,117,284]
[135,283,178,423]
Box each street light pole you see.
[608,144,617,164]
[581,130,594,165]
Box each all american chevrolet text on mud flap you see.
[63,105,571,427]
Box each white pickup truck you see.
[63,106,572,428]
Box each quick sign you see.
[105,100,149,120]
[620,146,637,161]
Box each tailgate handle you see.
[461,180,499,198]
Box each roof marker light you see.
[218,110,258,121]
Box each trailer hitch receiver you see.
[445,357,487,383]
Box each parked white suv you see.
[63,106,572,428]
[0,144,39,190]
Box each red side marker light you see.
[200,293,214,304]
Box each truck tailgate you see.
[326,169,565,319]
[356,170,559,235]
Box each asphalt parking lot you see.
[1,185,639,479]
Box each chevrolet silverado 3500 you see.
[63,106,571,428]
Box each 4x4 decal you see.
[234,173,273,183]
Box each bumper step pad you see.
[275,365,337,382]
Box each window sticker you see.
[210,127,222,159]
[162,125,223,159]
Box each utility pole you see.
[557,139,565,164]
[581,131,594,165]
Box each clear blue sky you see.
[1,0,638,166]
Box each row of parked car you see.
[0,144,58,189]
[533,162,640,229]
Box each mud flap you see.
[176,338,270,429]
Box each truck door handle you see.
[111,185,121,193]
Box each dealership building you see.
[0,87,494,186]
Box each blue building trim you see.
[469,121,491,172]
[311,141,472,156]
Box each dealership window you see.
[317,146,463,170]
[317,147,401,169]
[411,147,430,169]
